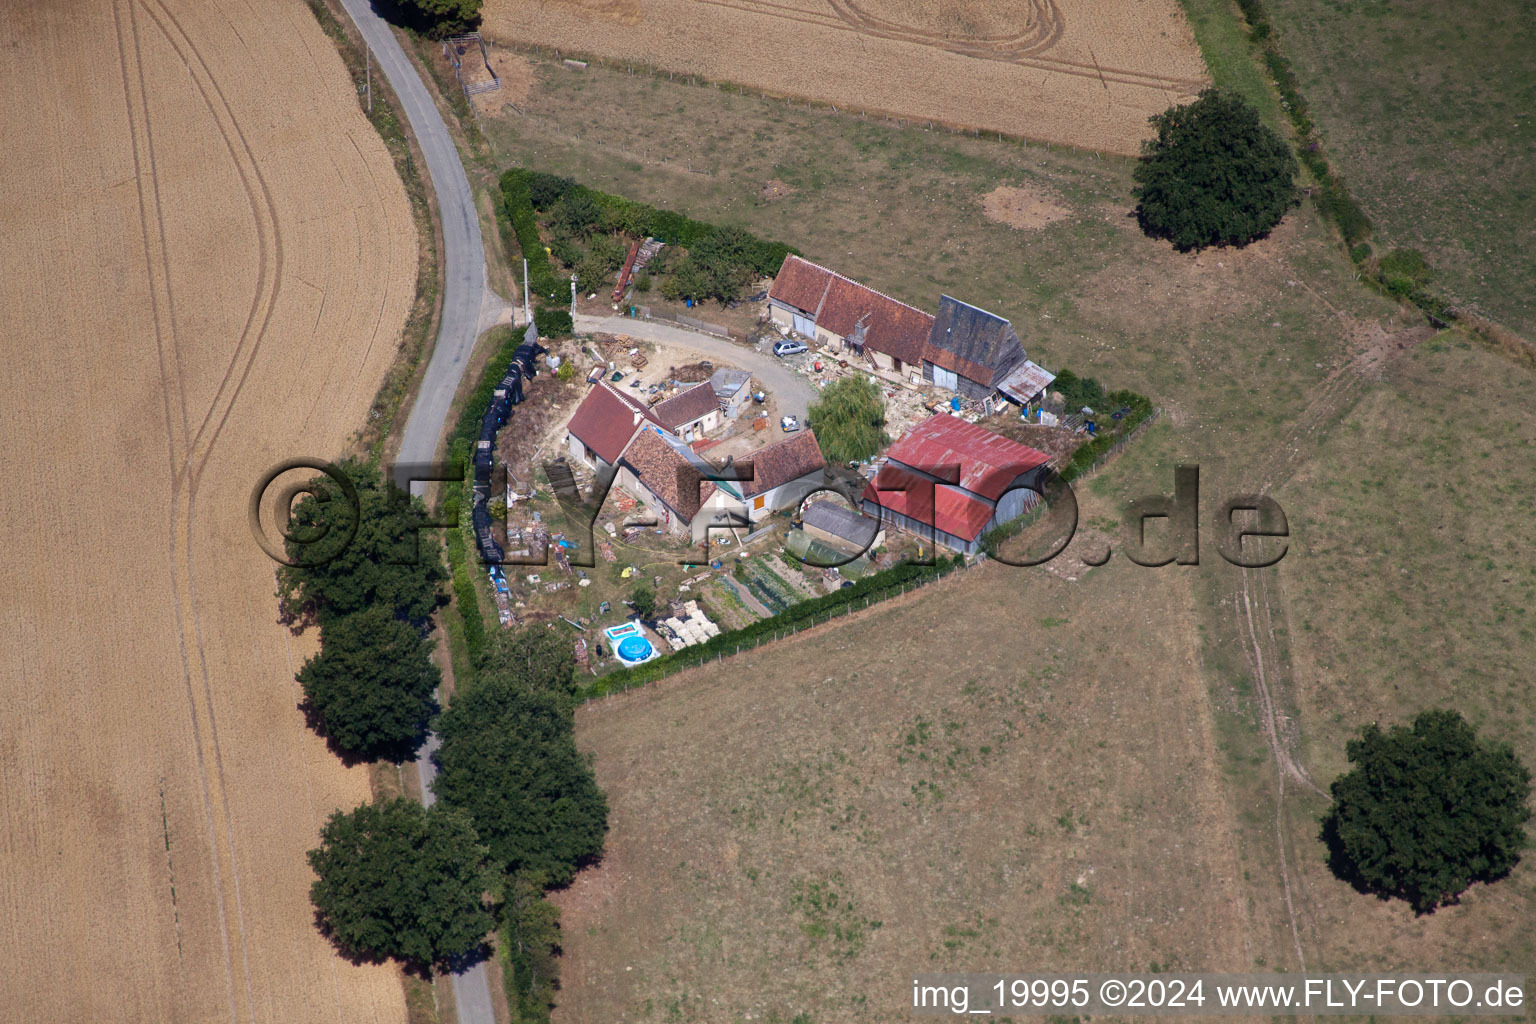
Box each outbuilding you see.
[861,414,1050,555]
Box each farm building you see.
[800,499,884,554]
[614,425,720,542]
[565,381,660,470]
[861,414,1050,555]
[923,295,1030,402]
[730,429,829,523]
[767,256,935,375]
[652,381,722,441]
[710,367,754,419]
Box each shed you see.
[710,368,753,418]
[801,499,884,554]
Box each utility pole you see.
[522,259,531,324]
[365,46,371,115]
[570,273,578,319]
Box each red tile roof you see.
[766,255,833,314]
[652,381,719,430]
[619,426,716,521]
[768,256,934,365]
[734,429,827,497]
[816,275,935,367]
[883,414,1050,501]
[861,464,996,542]
[566,382,658,465]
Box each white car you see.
[780,416,801,432]
[773,339,809,357]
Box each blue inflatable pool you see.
[616,635,654,662]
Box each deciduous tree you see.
[308,799,494,967]
[1133,89,1297,251]
[1321,709,1531,913]
[297,606,440,762]
[807,375,888,464]
[277,461,446,627]
[433,678,607,885]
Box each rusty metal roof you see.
[883,414,1049,501]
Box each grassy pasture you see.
[1261,0,1536,338]
[473,51,1536,1019]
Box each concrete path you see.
[332,3,498,1021]
[574,314,818,421]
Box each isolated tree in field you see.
[476,623,578,703]
[807,374,888,464]
[385,0,481,36]
[628,584,658,620]
[1320,710,1531,913]
[433,678,607,885]
[1133,89,1297,251]
[277,461,446,627]
[297,606,440,762]
[308,798,494,967]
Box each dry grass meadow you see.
[480,0,1209,154]
[476,51,1536,1022]
[0,1,416,1021]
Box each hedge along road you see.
[573,313,818,422]
[333,3,500,1023]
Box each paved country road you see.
[332,2,498,1022]
[574,314,818,421]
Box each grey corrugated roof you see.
[710,368,752,398]
[801,500,881,545]
[926,295,1028,386]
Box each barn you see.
[766,256,935,376]
[861,414,1050,555]
[922,295,1030,402]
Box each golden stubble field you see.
[0,1,416,1021]
[483,0,1208,154]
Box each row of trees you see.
[285,477,608,995]
[280,462,447,762]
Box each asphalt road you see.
[332,3,497,1022]
[573,314,818,421]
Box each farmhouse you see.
[615,425,719,542]
[565,381,660,470]
[767,256,935,375]
[922,295,1032,402]
[731,429,829,523]
[651,381,722,441]
[861,414,1050,555]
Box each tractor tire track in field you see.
[1222,296,1432,971]
[116,0,297,1018]
[112,6,244,1021]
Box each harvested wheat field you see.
[483,0,1207,154]
[0,2,415,1022]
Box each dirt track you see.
[482,0,1208,154]
[0,2,415,1021]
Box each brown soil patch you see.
[761,177,796,201]
[982,183,1071,230]
[474,47,534,113]
[0,2,414,1020]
